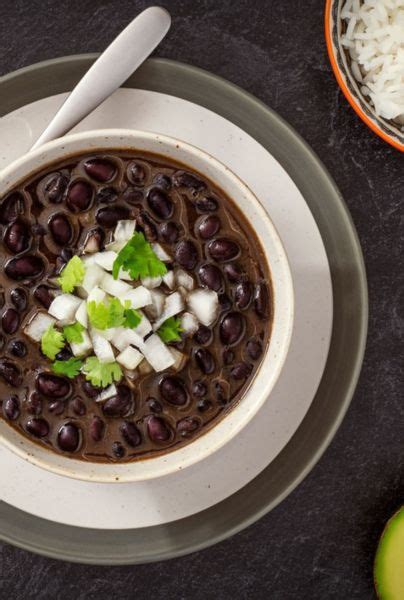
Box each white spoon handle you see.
[31,6,171,150]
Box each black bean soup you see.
[0,151,272,462]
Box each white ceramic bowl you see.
[0,129,294,483]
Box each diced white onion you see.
[48,294,82,323]
[24,312,56,342]
[116,346,144,370]
[90,330,115,363]
[100,273,132,297]
[175,269,194,291]
[114,220,136,242]
[141,275,162,289]
[152,242,171,262]
[142,334,175,372]
[144,289,165,320]
[133,313,152,337]
[111,327,145,352]
[187,289,218,326]
[180,311,199,335]
[86,286,106,304]
[93,251,117,271]
[121,286,152,309]
[162,270,175,289]
[153,292,184,331]
[75,301,88,328]
[81,263,105,294]
[170,347,187,371]
[71,330,93,357]
[95,384,117,403]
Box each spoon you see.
[31,6,171,150]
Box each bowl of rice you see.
[325,0,404,152]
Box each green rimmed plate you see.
[0,56,367,564]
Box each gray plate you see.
[0,55,368,565]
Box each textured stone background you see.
[0,0,403,598]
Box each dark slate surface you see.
[0,0,402,598]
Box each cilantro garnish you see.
[124,308,142,329]
[112,232,167,281]
[82,356,122,388]
[63,322,85,344]
[52,357,83,379]
[87,298,141,330]
[41,324,65,360]
[157,317,183,343]
[57,256,85,293]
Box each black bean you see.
[0,192,24,224]
[84,158,116,182]
[0,292,4,309]
[194,348,215,374]
[197,398,212,412]
[231,362,253,380]
[4,220,31,254]
[44,172,68,203]
[127,161,147,185]
[198,263,223,292]
[224,263,246,283]
[137,211,158,242]
[2,308,19,334]
[112,441,126,458]
[147,397,162,413]
[234,281,253,310]
[159,376,188,406]
[36,373,71,398]
[66,181,93,212]
[193,325,212,345]
[58,423,80,452]
[120,421,141,447]
[0,360,22,387]
[70,397,86,416]
[3,395,19,420]
[96,205,130,228]
[8,340,27,358]
[102,386,132,417]
[254,281,270,319]
[215,381,229,405]
[26,417,49,438]
[198,215,220,239]
[247,338,263,360]
[220,312,245,346]
[192,380,207,397]
[48,400,65,415]
[175,239,198,270]
[218,293,232,312]
[5,255,44,280]
[147,188,173,219]
[10,288,27,312]
[223,349,234,365]
[26,393,42,415]
[177,417,200,436]
[49,213,72,245]
[147,416,171,442]
[159,221,179,244]
[55,347,72,362]
[153,173,171,190]
[96,187,118,204]
[60,248,73,263]
[82,380,101,398]
[195,196,218,213]
[122,187,143,205]
[209,238,240,262]
[89,416,105,442]
[34,285,53,309]
[172,171,206,190]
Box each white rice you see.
[341,0,404,122]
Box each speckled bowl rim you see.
[325,0,404,152]
[0,56,368,564]
[0,128,294,483]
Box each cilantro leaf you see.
[112,232,167,281]
[157,317,183,343]
[41,324,65,360]
[52,357,83,379]
[58,256,85,293]
[63,322,85,344]
[87,300,110,330]
[124,308,142,329]
[107,297,127,328]
[82,356,122,388]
